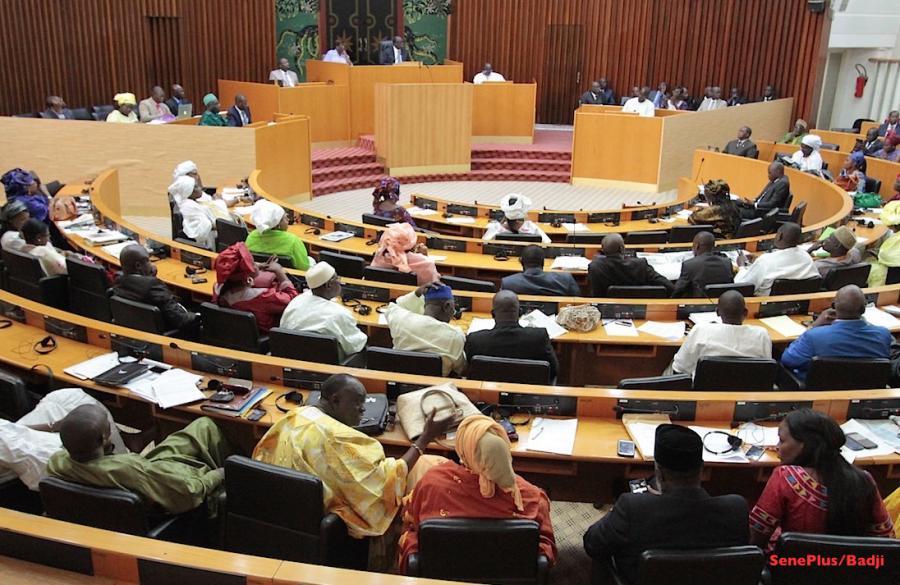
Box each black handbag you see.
[306,391,389,436]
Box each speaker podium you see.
[374,83,473,176]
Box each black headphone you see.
[34,335,57,354]
[0,319,12,329]
[275,390,305,413]
[493,253,509,261]
[341,297,372,316]
[702,430,743,455]
[305,227,321,236]
[184,265,207,277]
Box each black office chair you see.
[668,225,714,243]
[495,232,543,243]
[617,374,693,390]
[780,193,794,214]
[110,296,180,336]
[441,275,496,293]
[249,252,293,269]
[215,219,248,252]
[864,176,882,195]
[704,282,755,297]
[734,218,763,238]
[319,250,365,278]
[363,265,417,285]
[92,104,115,121]
[12,112,37,118]
[407,519,549,585]
[468,356,551,384]
[823,263,870,290]
[769,532,900,585]
[779,357,891,391]
[566,233,608,244]
[66,257,112,321]
[606,285,670,298]
[44,180,65,198]
[223,456,367,568]
[70,107,93,121]
[759,207,781,234]
[887,265,900,285]
[602,546,763,585]
[624,231,668,245]
[200,302,268,353]
[769,276,823,296]
[171,208,184,239]
[1,249,68,309]
[0,368,34,422]
[820,143,839,151]
[366,347,442,376]
[361,213,394,227]
[269,328,364,367]
[693,357,778,391]
[790,200,807,226]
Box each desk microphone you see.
[613,404,680,416]
[693,157,706,184]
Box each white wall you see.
[826,48,897,128]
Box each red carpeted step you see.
[313,162,385,182]
[312,147,377,170]
[358,135,376,151]
[471,148,572,161]
[313,173,387,196]
[471,157,571,173]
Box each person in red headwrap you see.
[888,174,900,203]
[212,242,298,333]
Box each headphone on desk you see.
[305,227,321,236]
[341,297,372,316]
[702,430,743,455]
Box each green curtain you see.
[403,0,451,65]
[275,0,320,81]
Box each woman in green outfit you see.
[199,93,227,127]
[245,200,313,270]
[779,118,809,145]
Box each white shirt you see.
[393,47,403,64]
[671,323,772,377]
[697,98,727,112]
[622,97,655,117]
[21,242,67,276]
[482,220,551,243]
[179,198,216,250]
[473,72,506,84]
[1,230,24,252]
[790,149,823,173]
[734,247,820,296]
[384,291,466,376]
[268,69,298,87]
[279,290,368,359]
[323,50,351,65]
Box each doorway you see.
[324,0,398,65]
[539,24,585,125]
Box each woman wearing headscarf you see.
[1,168,49,224]
[0,199,29,252]
[170,176,217,250]
[371,222,440,285]
[199,94,227,127]
[789,134,824,173]
[212,242,298,333]
[397,415,556,572]
[372,177,416,227]
[874,133,900,163]
[867,201,900,286]
[245,200,312,270]
[834,151,868,193]
[886,174,900,203]
[779,118,809,145]
[106,93,138,123]
[688,179,741,238]
[482,194,550,243]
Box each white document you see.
[550,255,590,271]
[64,352,121,380]
[407,206,438,217]
[561,223,590,233]
[882,305,900,317]
[759,315,807,337]
[863,306,900,329]
[840,419,896,463]
[623,421,663,460]
[466,318,496,334]
[58,213,96,231]
[526,418,578,456]
[150,369,205,409]
[377,312,388,325]
[675,209,694,219]
[638,321,686,341]
[429,255,447,262]
[735,422,780,447]
[83,230,129,245]
[689,311,722,325]
[856,418,900,450]
[445,216,476,224]
[319,231,355,242]
[102,240,139,260]
[688,425,749,464]
[519,310,567,339]
[603,319,639,337]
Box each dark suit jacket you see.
[878,122,898,137]
[584,488,749,585]
[379,43,412,65]
[588,255,674,297]
[464,323,559,380]
[672,253,734,298]
[501,267,582,297]
[864,139,884,155]
[166,97,191,116]
[580,88,615,106]
[40,108,74,120]
[226,105,252,127]
[722,139,758,159]
[751,176,790,215]
[112,274,195,331]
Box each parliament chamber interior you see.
[2,1,900,584]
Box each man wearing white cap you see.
[245,200,313,270]
[790,134,824,173]
[169,175,217,250]
[482,194,550,243]
[279,262,367,363]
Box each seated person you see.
[226,94,252,127]
[668,291,771,377]
[696,85,727,111]
[758,84,777,102]
[168,173,238,226]
[323,41,352,65]
[473,62,505,84]
[371,222,440,286]
[106,93,138,123]
[672,231,734,298]
[170,161,245,208]
[372,177,416,227]
[584,424,748,585]
[789,134,824,173]
[212,242,299,333]
[648,81,669,109]
[861,127,884,156]
[874,134,900,162]
[398,415,556,572]
[834,151,867,193]
[48,407,230,515]
[722,126,758,158]
[253,374,450,540]
[809,226,861,279]
[726,87,746,106]
[41,95,74,120]
[868,201,900,285]
[750,409,893,552]
[779,118,809,145]
[0,199,30,252]
[688,179,742,239]
[112,244,197,332]
[269,58,298,87]
[138,86,172,123]
[888,174,900,203]
[579,79,615,106]
[464,291,559,380]
[20,218,67,276]
[2,167,50,226]
[279,261,367,361]
[198,93,227,127]
[172,160,211,198]
[734,222,819,296]
[170,176,217,249]
[245,200,313,270]
[379,36,412,65]
[878,110,899,138]
[500,244,581,297]
[383,282,466,377]
[621,86,655,117]
[780,285,892,382]
[588,234,674,297]
[165,84,190,117]
[482,193,550,243]
[0,388,127,491]
[739,161,790,219]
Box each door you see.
[539,24,585,125]
[325,0,397,65]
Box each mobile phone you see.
[246,408,266,422]
[845,432,877,450]
[628,478,648,493]
[497,418,518,442]
[746,445,766,461]
[191,276,207,284]
[148,364,168,375]
[617,439,635,458]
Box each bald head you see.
[492,290,520,324]
[602,233,625,256]
[774,222,801,249]
[692,231,716,256]
[716,291,747,325]
[768,161,785,182]
[151,86,165,102]
[833,285,866,320]
[59,404,112,463]
[120,244,153,276]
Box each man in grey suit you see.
[379,36,412,65]
[722,126,759,159]
[672,232,734,298]
[501,245,582,297]
[138,86,172,123]
[40,96,74,120]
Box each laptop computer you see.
[176,103,193,119]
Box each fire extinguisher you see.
[854,64,868,98]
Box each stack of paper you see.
[688,425,749,463]
[445,216,476,224]
[734,422,779,447]
[520,310,567,339]
[465,318,496,334]
[64,353,121,380]
[840,419,896,463]
[550,255,590,271]
[319,231,355,242]
[675,209,694,219]
[407,206,439,217]
[57,213,95,231]
[689,311,722,326]
[622,414,671,460]
[603,319,638,337]
[638,321,686,341]
[561,223,590,233]
[102,240,139,259]
[83,230,129,246]
[151,369,205,409]
[526,418,578,455]
[759,315,807,337]
[864,306,900,329]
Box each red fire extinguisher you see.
[855,64,868,98]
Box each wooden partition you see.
[811,129,865,152]
[254,116,313,202]
[472,82,536,143]
[218,79,280,124]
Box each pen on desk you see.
[531,423,545,440]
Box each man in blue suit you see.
[500,245,582,297]
[226,94,252,127]
[781,285,892,382]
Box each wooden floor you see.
[0,556,117,585]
